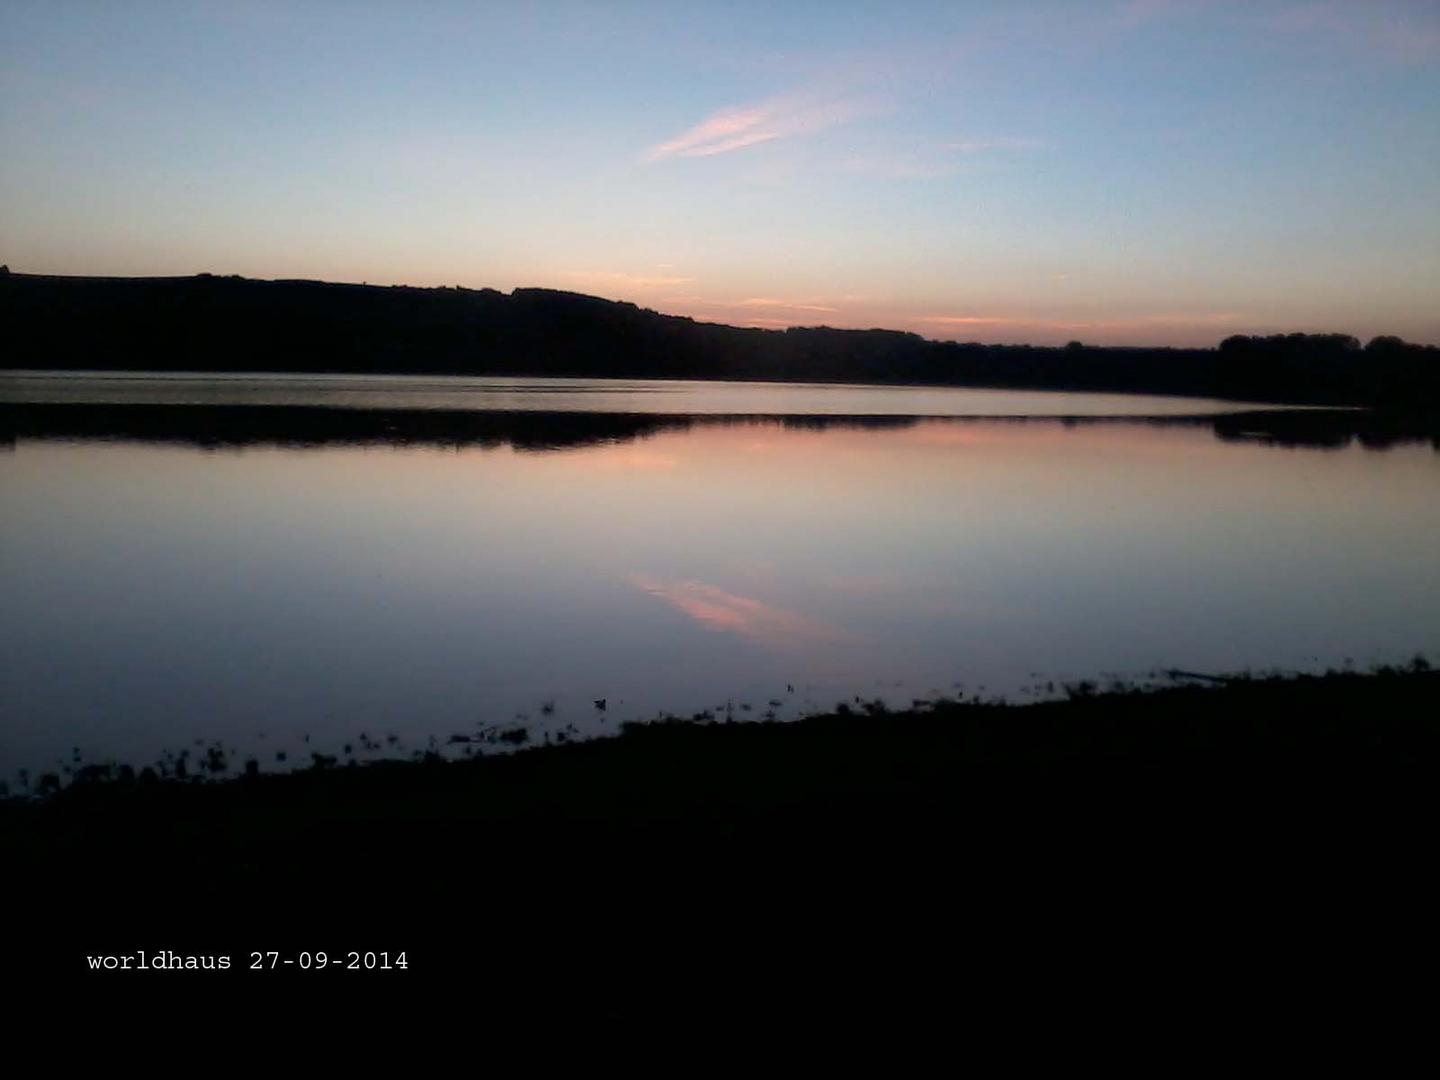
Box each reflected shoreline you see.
[4,400,1437,453]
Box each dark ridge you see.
[4,271,1437,407]
[3,400,1437,453]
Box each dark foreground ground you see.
[5,666,1438,1019]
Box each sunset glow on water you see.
[3,378,1436,779]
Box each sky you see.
[2,0,1437,347]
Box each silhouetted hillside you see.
[3,271,1437,407]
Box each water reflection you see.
[0,371,1290,416]
[630,574,847,649]
[2,384,1438,785]
[4,401,1436,453]
[1209,410,1440,452]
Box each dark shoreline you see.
[5,399,1438,453]
[7,664,1437,999]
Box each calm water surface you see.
[2,370,1275,415]
[2,373,1437,782]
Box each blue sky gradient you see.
[2,0,1437,344]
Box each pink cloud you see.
[656,296,848,326]
[919,316,1011,327]
[912,311,1259,345]
[920,312,1248,332]
[645,92,865,162]
[564,270,696,291]
[733,298,839,313]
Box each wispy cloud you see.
[630,574,845,648]
[919,316,1011,327]
[646,104,781,160]
[739,316,807,328]
[645,90,866,162]
[1071,312,1250,330]
[733,297,839,313]
[656,295,846,325]
[919,311,1252,338]
[565,270,696,291]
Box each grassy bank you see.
[8,663,1437,842]
[7,663,1437,997]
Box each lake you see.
[3,372,1438,784]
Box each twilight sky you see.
[2,0,1437,346]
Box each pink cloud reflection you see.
[630,574,846,648]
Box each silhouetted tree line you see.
[3,272,1435,408]
[1216,332,1439,409]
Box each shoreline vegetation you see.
[6,663,1437,993]
[5,662,1435,859]
[3,269,1437,410]
[3,660,1435,801]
